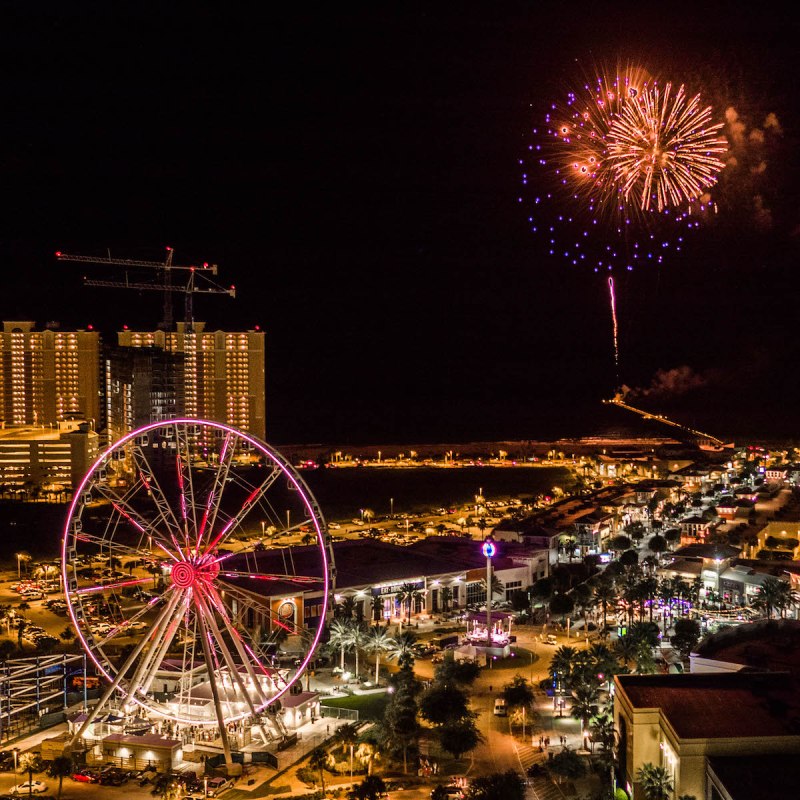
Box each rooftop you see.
[616,671,800,739]
[693,619,800,676]
[223,536,515,595]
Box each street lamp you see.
[482,536,497,661]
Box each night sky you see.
[2,3,799,445]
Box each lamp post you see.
[482,536,496,663]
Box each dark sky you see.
[2,3,799,445]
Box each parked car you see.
[430,787,463,799]
[11,780,48,794]
[99,767,128,785]
[205,776,234,796]
[71,769,99,783]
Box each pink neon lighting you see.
[60,418,331,727]
[75,576,154,595]
[112,502,146,533]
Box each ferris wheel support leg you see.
[194,594,271,745]
[67,589,182,750]
[197,611,234,767]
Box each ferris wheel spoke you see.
[217,569,324,585]
[131,590,190,699]
[204,465,282,553]
[131,445,186,544]
[72,575,156,597]
[90,485,181,561]
[174,424,200,547]
[195,431,236,556]
[174,611,201,718]
[204,586,285,706]
[193,592,272,740]
[69,530,166,563]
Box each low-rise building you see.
[614,671,800,799]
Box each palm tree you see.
[395,583,418,622]
[389,631,417,669]
[593,578,617,634]
[16,618,28,650]
[335,722,359,778]
[328,619,353,671]
[480,574,505,606]
[350,774,387,800]
[754,576,798,619]
[338,595,357,619]
[48,755,73,800]
[308,747,331,793]
[570,683,599,749]
[371,594,383,622]
[614,634,638,667]
[365,626,396,684]
[19,752,40,798]
[636,763,674,800]
[356,735,382,776]
[0,639,16,662]
[60,626,76,644]
[348,623,368,680]
[550,645,578,690]
[440,586,453,613]
[548,747,586,784]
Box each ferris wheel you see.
[62,419,333,748]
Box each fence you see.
[319,706,359,722]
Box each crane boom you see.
[83,279,236,297]
[58,247,235,330]
[56,251,217,274]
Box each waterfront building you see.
[116,322,265,439]
[221,537,536,636]
[0,321,100,428]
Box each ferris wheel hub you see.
[170,561,197,588]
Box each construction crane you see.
[56,247,236,330]
[603,393,730,450]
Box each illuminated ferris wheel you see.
[62,419,333,746]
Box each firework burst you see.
[607,82,727,212]
[521,64,724,275]
[521,62,728,383]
